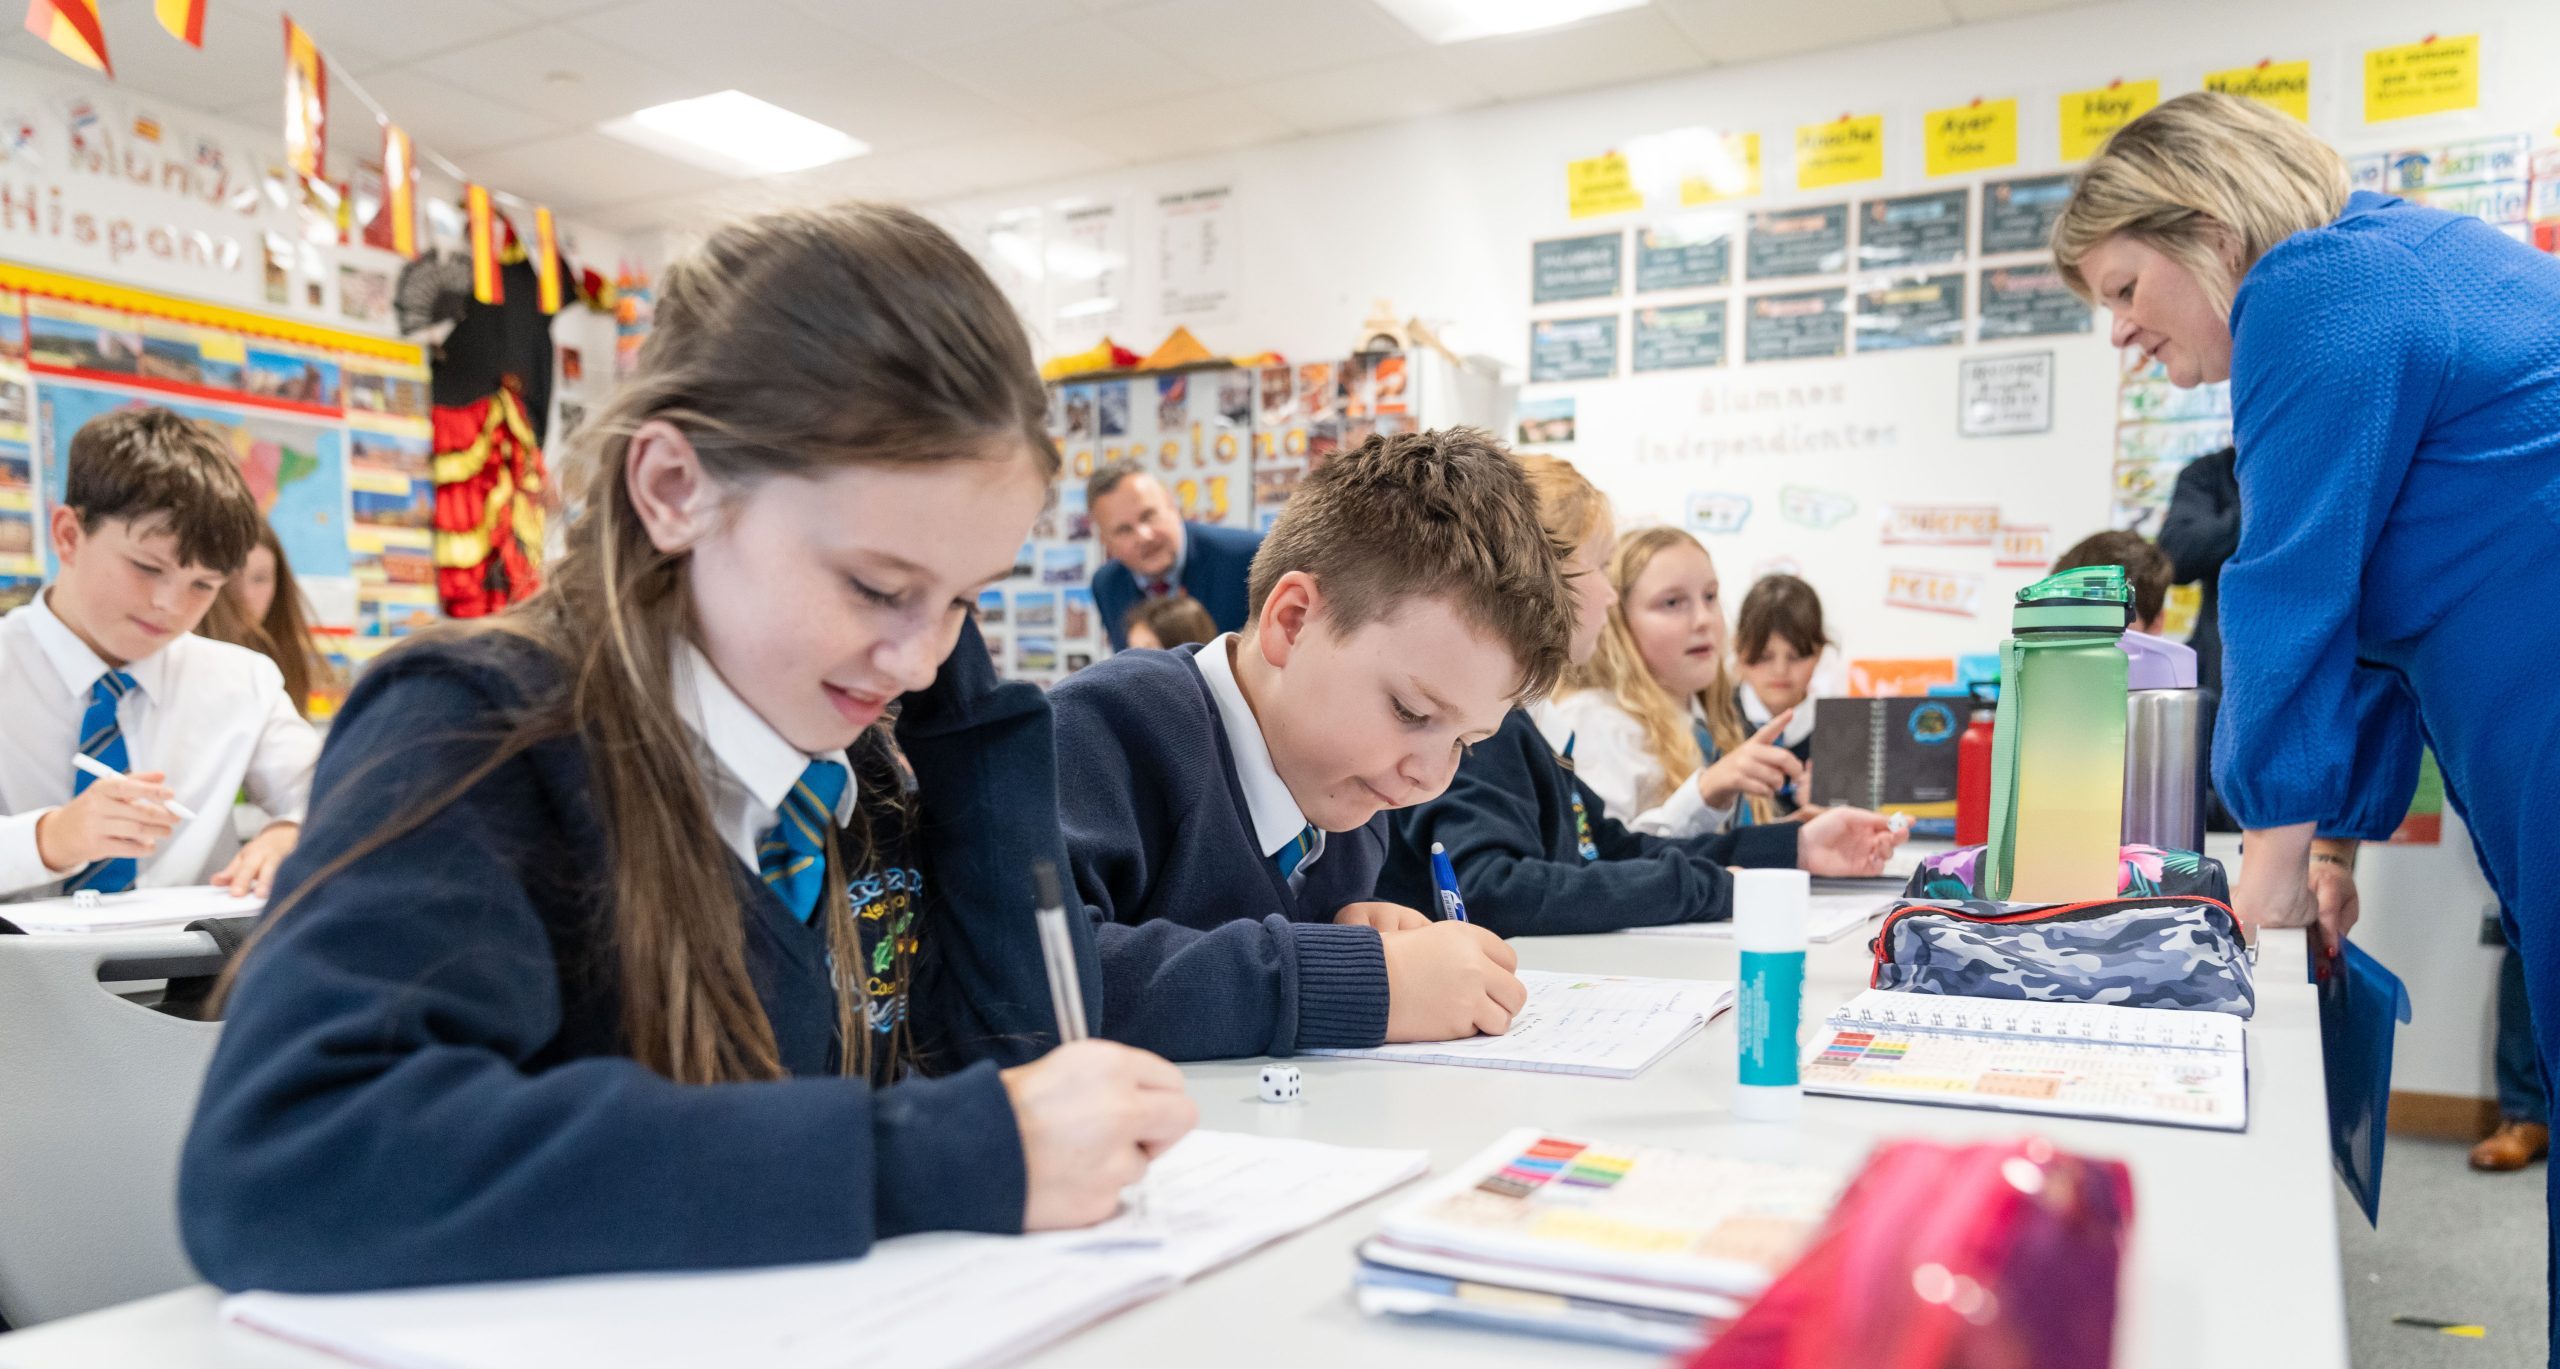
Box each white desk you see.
[0,926,2346,1368]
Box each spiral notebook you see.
[1802,990,2248,1132]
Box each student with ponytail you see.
[180,203,1196,1292]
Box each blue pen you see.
[1429,841,1470,922]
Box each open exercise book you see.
[1619,890,1891,945]
[1803,989,2249,1132]
[221,1130,1428,1369]
[2,884,261,934]
[1307,971,1733,1078]
[1356,1127,1850,1353]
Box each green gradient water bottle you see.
[1984,567,2131,903]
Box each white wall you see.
[933,0,2557,664]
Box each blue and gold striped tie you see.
[759,760,848,923]
[1273,823,1318,883]
[67,670,139,894]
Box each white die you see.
[1258,1065,1302,1103]
[72,890,102,909]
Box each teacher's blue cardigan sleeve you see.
[2215,226,2446,835]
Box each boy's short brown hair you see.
[1246,426,1573,702]
[65,407,263,574]
[2052,530,2174,627]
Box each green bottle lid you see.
[2011,565,2131,633]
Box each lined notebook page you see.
[1307,972,1734,1078]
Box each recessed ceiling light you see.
[1370,0,1648,45]
[598,90,868,178]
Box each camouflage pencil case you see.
[1869,895,2256,1018]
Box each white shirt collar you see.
[27,587,166,703]
[671,641,857,866]
[1192,633,1312,858]
[1736,680,1818,748]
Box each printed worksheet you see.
[1308,972,1734,1078]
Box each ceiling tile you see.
[563,0,873,86]
[491,0,625,17]
[74,0,382,115]
[410,23,713,127]
[323,67,568,156]
[1658,0,1955,65]
[1238,52,1497,135]
[448,128,735,212]
[211,0,531,71]
[1061,89,1298,164]
[1438,8,1711,102]
[903,130,1123,196]
[780,0,1084,54]
[749,57,1023,154]
[909,19,1216,120]
[1946,0,2095,19]
[1112,0,1424,80]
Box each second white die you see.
[1258,1065,1302,1102]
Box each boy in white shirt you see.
[0,407,320,901]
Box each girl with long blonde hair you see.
[1543,525,1804,834]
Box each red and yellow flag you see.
[466,184,502,305]
[532,206,563,314]
[154,0,205,46]
[382,123,417,259]
[24,0,110,75]
[282,16,327,181]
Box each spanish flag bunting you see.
[24,0,110,75]
[383,123,418,259]
[466,184,502,305]
[154,0,204,47]
[282,15,327,181]
[533,206,563,314]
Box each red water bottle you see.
[1956,687,1997,847]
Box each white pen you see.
[1031,858,1154,1227]
[72,753,198,822]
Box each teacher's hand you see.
[2305,844,2362,963]
[2232,823,2319,945]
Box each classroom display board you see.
[0,262,434,714]
[984,353,1421,684]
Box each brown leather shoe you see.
[2469,1121,2551,1172]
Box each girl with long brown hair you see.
[179,202,1196,1293]
[197,521,329,716]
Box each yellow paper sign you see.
[1795,115,1884,190]
[1680,132,1762,204]
[2364,34,2478,123]
[1567,152,1646,219]
[2205,60,2312,121]
[1923,99,2017,177]
[2059,80,2158,161]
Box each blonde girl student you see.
[181,204,1196,1292]
[1538,526,1806,836]
[1383,456,1902,937]
[199,522,330,718]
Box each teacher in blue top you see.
[2058,80,2560,1301]
[1086,457,1262,651]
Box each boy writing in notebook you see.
[1051,428,1574,1060]
[0,407,319,901]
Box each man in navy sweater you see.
[1087,458,1262,650]
[1053,429,1574,1060]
